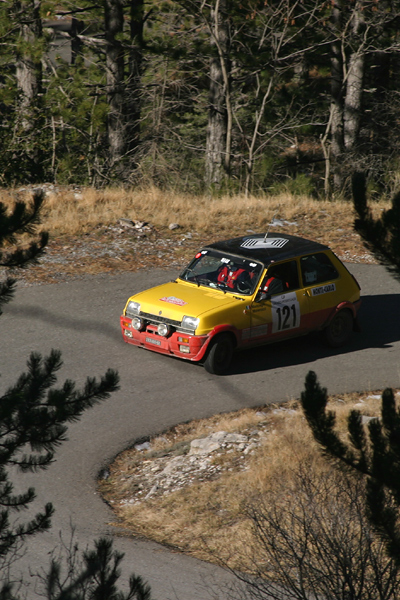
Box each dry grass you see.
[0,185,386,285]
[100,390,395,569]
[0,184,388,240]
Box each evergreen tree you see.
[41,537,151,600]
[299,146,400,573]
[0,190,150,598]
[0,0,48,182]
[301,371,400,565]
[0,189,48,306]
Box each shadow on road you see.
[6,293,400,376]
[5,303,121,343]
[227,293,400,375]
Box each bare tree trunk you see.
[329,0,345,194]
[205,0,230,192]
[14,0,44,179]
[126,0,143,160]
[15,0,41,126]
[15,0,42,124]
[244,78,273,197]
[344,8,365,152]
[105,0,125,170]
[329,2,366,196]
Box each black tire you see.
[324,309,354,348]
[203,334,234,375]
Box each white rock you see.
[135,441,151,452]
[145,484,159,499]
[243,443,257,455]
[161,456,185,474]
[362,416,378,425]
[189,438,221,455]
[225,433,248,444]
[117,218,135,228]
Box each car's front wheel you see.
[324,309,354,348]
[203,333,234,375]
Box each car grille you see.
[139,311,194,334]
[140,311,181,327]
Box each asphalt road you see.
[2,264,400,599]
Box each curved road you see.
[2,264,400,599]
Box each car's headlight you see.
[181,315,199,332]
[126,301,141,317]
[157,323,172,337]
[131,316,145,331]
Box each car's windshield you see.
[179,250,263,295]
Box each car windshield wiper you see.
[181,268,201,286]
[182,270,226,291]
[199,277,225,290]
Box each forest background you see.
[2,0,400,199]
[3,2,400,596]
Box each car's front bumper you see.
[120,315,210,361]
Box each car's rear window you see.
[300,253,339,286]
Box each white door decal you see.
[271,292,300,333]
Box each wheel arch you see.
[324,302,358,331]
[202,329,236,375]
[208,325,239,348]
[193,325,239,363]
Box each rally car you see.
[120,233,361,374]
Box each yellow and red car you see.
[120,233,361,374]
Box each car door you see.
[249,259,309,342]
[299,252,341,329]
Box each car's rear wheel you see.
[324,309,354,347]
[203,334,234,375]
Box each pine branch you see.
[0,351,119,471]
[0,278,16,316]
[0,502,54,559]
[39,537,152,600]
[301,371,360,470]
[0,191,45,246]
[0,190,49,271]
[366,477,400,566]
[0,232,49,269]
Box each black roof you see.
[207,233,329,268]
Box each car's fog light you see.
[124,329,133,338]
[179,345,190,353]
[157,323,171,337]
[132,317,144,331]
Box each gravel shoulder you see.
[14,217,376,287]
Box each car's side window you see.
[260,260,300,295]
[300,253,339,286]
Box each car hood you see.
[131,280,240,320]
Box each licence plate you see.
[145,337,161,346]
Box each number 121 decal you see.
[271,292,301,333]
